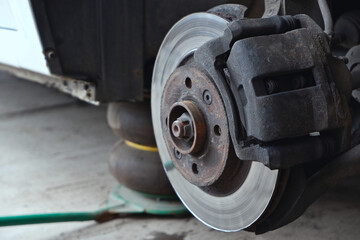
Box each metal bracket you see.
[262,0,286,18]
[0,63,99,105]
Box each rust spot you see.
[161,65,230,187]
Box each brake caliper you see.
[193,14,352,169]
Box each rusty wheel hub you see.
[161,65,230,187]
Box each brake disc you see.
[151,12,280,231]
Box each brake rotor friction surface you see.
[161,66,229,187]
[151,13,279,231]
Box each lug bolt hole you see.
[185,77,192,89]
[192,163,198,174]
[214,125,221,136]
[203,90,212,105]
[174,148,182,159]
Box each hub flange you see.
[161,65,230,187]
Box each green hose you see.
[0,184,186,227]
[0,210,104,227]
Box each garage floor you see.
[0,71,360,240]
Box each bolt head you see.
[171,113,194,140]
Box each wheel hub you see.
[161,66,230,187]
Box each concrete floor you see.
[0,71,360,240]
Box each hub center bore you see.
[168,101,206,155]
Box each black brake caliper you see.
[194,14,352,170]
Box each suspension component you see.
[107,102,174,196]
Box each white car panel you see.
[0,0,50,75]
